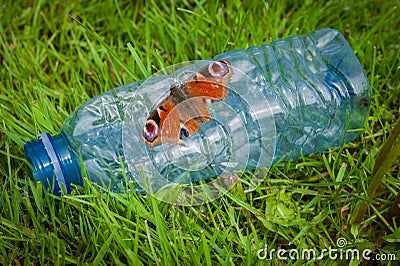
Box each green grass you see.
[1,0,399,264]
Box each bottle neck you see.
[24,131,83,195]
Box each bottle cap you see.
[24,132,83,195]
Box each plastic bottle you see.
[24,28,370,203]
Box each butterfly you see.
[142,60,233,149]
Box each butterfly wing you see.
[182,60,232,100]
[142,97,181,148]
[142,60,233,149]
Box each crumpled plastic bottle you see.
[24,28,370,203]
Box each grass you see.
[1,0,399,264]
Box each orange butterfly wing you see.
[142,60,233,149]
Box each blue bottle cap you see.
[24,132,83,195]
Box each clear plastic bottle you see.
[24,28,370,203]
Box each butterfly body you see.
[142,60,233,149]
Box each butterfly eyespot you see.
[143,120,158,143]
[209,60,229,77]
[179,128,189,139]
